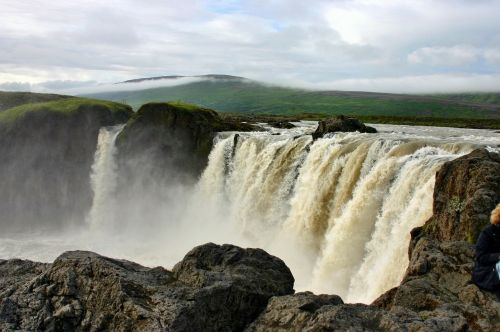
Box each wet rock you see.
[268,121,295,129]
[245,291,473,331]
[0,243,294,332]
[0,99,132,231]
[423,148,500,243]
[312,115,377,139]
[116,102,255,185]
[374,238,500,331]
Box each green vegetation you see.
[0,91,72,112]
[0,97,132,123]
[84,80,500,120]
[429,92,500,106]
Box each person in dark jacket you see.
[472,204,500,292]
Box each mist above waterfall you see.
[1,122,498,304]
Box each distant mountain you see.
[82,76,500,119]
[121,74,246,84]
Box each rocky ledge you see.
[0,244,294,331]
[115,102,257,185]
[1,149,499,332]
[312,115,377,139]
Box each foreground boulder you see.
[0,243,294,331]
[312,115,377,139]
[116,102,255,185]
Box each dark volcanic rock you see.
[368,149,500,331]
[268,121,296,129]
[246,291,475,331]
[0,243,294,332]
[373,237,500,331]
[116,102,255,185]
[312,115,377,139]
[0,101,132,231]
[423,148,500,243]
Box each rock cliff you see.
[115,102,256,186]
[0,243,293,331]
[0,98,132,231]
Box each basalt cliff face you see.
[0,99,132,231]
[115,102,256,187]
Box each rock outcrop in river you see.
[312,115,377,139]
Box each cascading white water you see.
[1,122,498,305]
[195,124,493,303]
[87,124,124,229]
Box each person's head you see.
[491,204,500,226]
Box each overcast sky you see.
[1,0,500,93]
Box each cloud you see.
[408,46,480,66]
[1,0,500,93]
[0,77,213,95]
[259,73,500,94]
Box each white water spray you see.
[195,126,498,303]
[87,125,124,229]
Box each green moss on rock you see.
[0,98,132,231]
[116,102,256,186]
[0,98,132,124]
[0,91,72,112]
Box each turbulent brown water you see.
[1,122,499,303]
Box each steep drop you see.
[196,125,492,303]
[87,125,124,229]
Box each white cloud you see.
[1,0,500,93]
[484,49,500,65]
[260,73,500,94]
[407,46,480,66]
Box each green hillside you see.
[0,91,72,112]
[428,93,500,106]
[84,79,500,119]
[0,97,132,124]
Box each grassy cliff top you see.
[0,97,132,124]
[138,101,218,114]
[0,91,72,112]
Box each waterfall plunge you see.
[87,125,124,229]
[4,123,497,305]
[196,128,479,303]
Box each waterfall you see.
[196,127,482,303]
[3,121,497,305]
[87,125,124,229]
